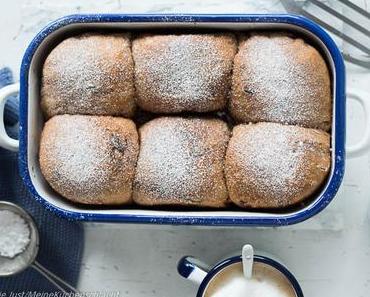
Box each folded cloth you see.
[0,67,84,293]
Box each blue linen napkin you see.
[0,67,84,293]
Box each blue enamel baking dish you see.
[0,14,356,226]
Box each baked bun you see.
[230,34,331,131]
[133,117,230,207]
[41,33,135,118]
[225,122,331,209]
[132,34,237,113]
[39,115,139,205]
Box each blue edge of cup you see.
[177,255,304,296]
[18,14,346,226]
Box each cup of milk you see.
[177,246,303,297]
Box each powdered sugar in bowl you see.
[0,201,78,292]
[0,201,39,276]
[0,209,31,258]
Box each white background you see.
[1,1,370,296]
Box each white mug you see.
[178,251,304,297]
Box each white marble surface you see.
[1,1,370,296]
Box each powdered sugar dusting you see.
[238,126,303,199]
[231,34,331,131]
[40,115,139,204]
[41,33,135,118]
[226,122,331,208]
[138,122,203,199]
[45,119,104,190]
[144,36,222,100]
[134,117,230,207]
[133,34,237,113]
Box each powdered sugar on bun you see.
[225,122,331,208]
[133,117,230,207]
[230,33,331,131]
[41,33,135,118]
[132,34,237,113]
[39,115,139,205]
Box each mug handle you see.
[346,88,370,158]
[0,82,20,152]
[178,256,210,285]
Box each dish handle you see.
[346,88,370,158]
[0,82,19,151]
[1,84,369,157]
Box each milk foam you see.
[204,262,296,297]
[209,275,292,297]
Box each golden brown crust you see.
[39,115,139,205]
[41,33,135,118]
[133,117,230,207]
[132,34,237,113]
[225,122,331,209]
[230,33,331,131]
